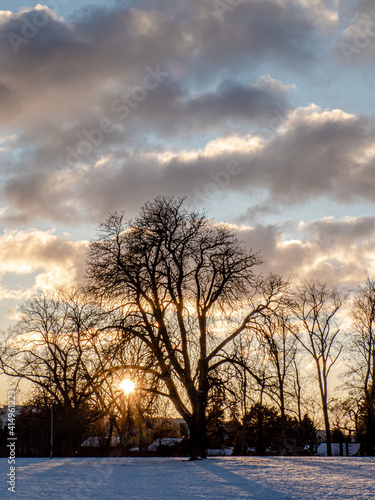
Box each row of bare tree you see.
[0,197,374,458]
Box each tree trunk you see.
[322,401,332,457]
[364,390,375,456]
[105,416,114,449]
[188,403,207,460]
[279,384,288,453]
[366,346,375,455]
[241,369,248,455]
[318,359,331,457]
[257,406,264,455]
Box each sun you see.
[120,379,135,395]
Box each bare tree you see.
[292,355,304,426]
[227,334,274,454]
[257,312,298,423]
[0,288,108,420]
[293,280,344,457]
[348,276,375,455]
[94,336,164,452]
[86,196,287,459]
[227,311,299,454]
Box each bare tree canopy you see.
[0,289,105,407]
[293,280,345,457]
[86,196,287,459]
[348,276,375,455]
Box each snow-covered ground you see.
[1,456,374,499]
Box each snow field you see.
[1,456,374,499]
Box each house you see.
[81,436,120,448]
[317,443,360,457]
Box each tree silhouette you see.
[293,280,344,457]
[348,276,375,455]
[86,196,287,459]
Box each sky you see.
[1,1,375,370]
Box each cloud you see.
[4,103,375,224]
[296,0,339,29]
[0,0,330,225]
[332,0,375,64]
[249,105,375,205]
[0,229,88,296]
[0,1,325,129]
[0,0,332,138]
[17,75,292,169]
[0,215,372,308]
[236,214,375,287]
[0,1,361,228]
